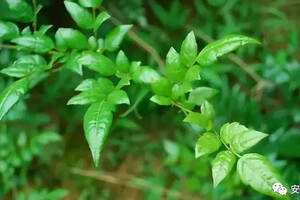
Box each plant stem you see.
[219,136,241,158]
[32,0,37,31]
[92,7,98,38]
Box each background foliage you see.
[0,0,300,199]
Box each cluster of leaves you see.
[0,0,295,199]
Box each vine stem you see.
[32,0,37,31]
[219,136,241,158]
[92,7,97,38]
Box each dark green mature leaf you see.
[220,122,268,153]
[133,66,161,84]
[201,100,215,119]
[150,95,172,106]
[67,89,105,105]
[0,0,34,22]
[1,55,47,77]
[84,101,113,166]
[197,34,260,66]
[75,79,96,91]
[78,52,116,76]
[104,25,132,52]
[12,35,54,53]
[0,78,29,120]
[55,28,88,50]
[151,77,172,96]
[212,151,236,187]
[166,47,187,82]
[188,87,218,105]
[195,132,221,158]
[0,21,19,40]
[184,112,211,130]
[180,31,197,66]
[237,153,289,199]
[107,89,130,105]
[64,1,94,29]
[116,50,130,73]
[94,12,110,32]
[79,0,103,8]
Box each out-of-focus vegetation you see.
[0,0,300,199]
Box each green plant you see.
[0,0,293,199]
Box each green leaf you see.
[201,100,215,119]
[55,28,88,50]
[150,77,172,97]
[150,95,172,106]
[0,78,29,120]
[0,21,19,40]
[79,0,103,8]
[64,51,83,75]
[37,25,53,35]
[185,65,201,82]
[183,112,211,130]
[75,79,96,91]
[188,87,218,105]
[78,52,116,76]
[166,47,187,82]
[95,78,114,94]
[133,66,161,84]
[1,55,47,77]
[94,12,110,32]
[195,132,221,158]
[180,31,197,66]
[220,122,268,153]
[84,101,113,166]
[237,153,289,199]
[116,50,130,73]
[67,89,105,105]
[12,35,54,53]
[107,89,130,105]
[197,34,261,66]
[116,76,131,89]
[212,151,236,187]
[64,1,94,29]
[104,25,132,52]
[88,36,98,50]
[0,0,34,22]
[171,81,192,99]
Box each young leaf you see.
[104,25,132,52]
[78,52,116,76]
[107,89,130,105]
[201,100,215,119]
[195,132,221,158]
[237,153,289,199]
[12,35,54,53]
[166,47,187,82]
[188,87,218,105]
[185,65,201,82]
[67,89,105,105]
[94,12,110,32]
[64,51,83,75]
[184,112,211,130]
[37,25,53,35]
[212,151,236,187]
[133,66,161,84]
[95,78,115,94]
[0,21,19,40]
[220,122,268,153]
[150,77,172,97]
[55,28,88,50]
[197,35,261,66]
[64,1,94,29]
[84,101,113,166]
[180,31,197,66]
[0,78,29,120]
[88,36,98,50]
[171,81,192,99]
[1,55,47,77]
[79,0,103,8]
[75,79,97,91]
[116,50,130,73]
[150,95,172,106]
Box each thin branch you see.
[71,168,201,200]
[100,7,165,68]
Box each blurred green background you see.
[0,0,300,199]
